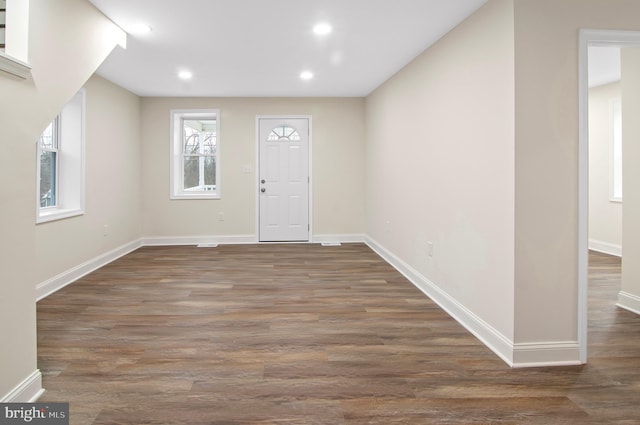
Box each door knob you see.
[261,188,266,193]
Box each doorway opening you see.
[579,29,640,363]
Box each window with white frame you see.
[170,109,220,199]
[611,98,622,202]
[36,90,85,223]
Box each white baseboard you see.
[1,370,44,402]
[142,235,256,246]
[33,233,585,368]
[512,342,582,368]
[588,239,622,257]
[36,239,143,301]
[143,234,365,246]
[364,236,583,368]
[617,291,640,315]
[364,236,515,366]
[37,234,367,301]
[312,234,365,244]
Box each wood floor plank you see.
[37,245,640,424]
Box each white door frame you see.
[578,29,640,363]
[255,115,313,243]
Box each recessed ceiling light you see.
[178,70,193,80]
[313,23,332,36]
[128,23,152,35]
[300,71,314,81]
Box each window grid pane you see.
[204,157,216,186]
[39,117,59,208]
[183,157,200,190]
[268,125,300,141]
[40,151,57,207]
[181,117,217,192]
[202,132,217,155]
[39,119,58,150]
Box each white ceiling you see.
[89,0,488,97]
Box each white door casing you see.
[578,29,640,363]
[258,117,310,242]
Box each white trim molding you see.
[169,109,221,200]
[255,115,313,243]
[1,370,44,402]
[617,291,640,315]
[37,234,365,300]
[142,235,256,246]
[37,236,257,301]
[36,239,143,301]
[312,234,365,244]
[34,233,587,368]
[578,29,640,364]
[35,234,588,368]
[145,234,364,247]
[0,51,31,79]
[364,236,515,367]
[588,239,622,257]
[36,89,86,224]
[512,342,581,368]
[365,236,583,368]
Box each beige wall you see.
[513,0,640,344]
[620,47,640,310]
[588,82,622,253]
[140,97,366,240]
[34,75,142,284]
[365,0,515,341]
[0,0,124,401]
[5,3,640,397]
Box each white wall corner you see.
[364,236,515,367]
[511,342,582,368]
[36,239,143,301]
[312,234,365,244]
[588,239,622,257]
[142,235,257,246]
[617,291,640,315]
[1,370,44,402]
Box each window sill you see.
[0,51,32,79]
[37,208,84,224]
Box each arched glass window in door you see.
[268,125,301,141]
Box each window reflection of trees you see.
[183,121,216,190]
[39,119,58,207]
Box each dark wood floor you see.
[37,244,639,424]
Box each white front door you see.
[258,117,310,242]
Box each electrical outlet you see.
[103,225,109,237]
[218,212,225,221]
[427,241,434,257]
